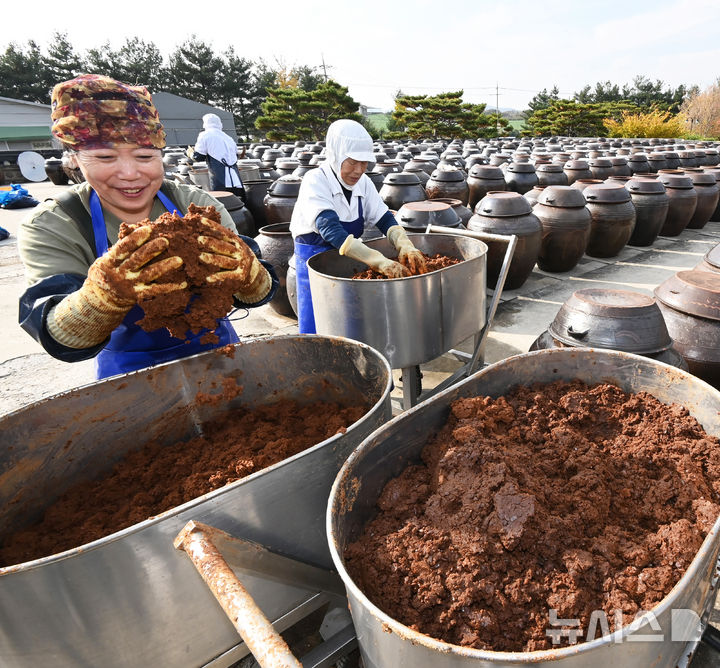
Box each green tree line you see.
[0,32,328,141]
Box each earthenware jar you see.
[536,163,568,187]
[425,166,470,205]
[583,183,636,258]
[210,191,256,237]
[467,165,506,210]
[530,289,687,369]
[524,185,546,207]
[378,172,427,210]
[683,171,719,230]
[431,198,473,226]
[563,159,592,185]
[254,223,295,317]
[696,243,720,274]
[44,157,69,185]
[468,191,541,289]
[371,162,401,177]
[243,179,273,229]
[678,151,699,168]
[404,157,436,176]
[533,185,591,272]
[275,158,300,177]
[504,162,539,195]
[655,270,720,388]
[609,157,632,176]
[263,175,302,225]
[626,177,669,246]
[702,168,720,221]
[395,200,462,232]
[292,164,317,178]
[627,153,651,175]
[647,152,668,173]
[464,154,487,171]
[589,158,613,180]
[403,166,430,187]
[663,151,681,170]
[657,172,698,236]
[365,170,384,192]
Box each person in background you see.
[289,118,426,334]
[18,74,276,379]
[190,113,246,200]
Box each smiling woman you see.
[17,74,277,379]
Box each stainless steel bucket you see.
[308,233,487,369]
[328,348,720,667]
[0,335,392,668]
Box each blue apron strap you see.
[89,190,110,257]
[156,189,180,216]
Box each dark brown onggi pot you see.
[663,152,681,170]
[609,157,632,176]
[626,177,669,247]
[210,191,256,237]
[504,162,539,195]
[536,163,568,187]
[240,179,273,230]
[627,153,651,174]
[657,172,698,236]
[523,185,546,207]
[425,166,469,206]
[682,171,719,230]
[403,166,430,187]
[583,183,636,258]
[263,175,302,225]
[467,165,506,210]
[563,159,592,185]
[654,270,720,388]
[533,186,591,272]
[468,191,541,289]
[589,158,613,180]
[395,200,461,232]
[647,153,668,173]
[44,157,69,185]
[430,197,472,226]
[703,167,720,221]
[254,223,295,317]
[678,151,699,168]
[378,171,426,210]
[372,162,402,177]
[696,243,720,274]
[547,288,674,354]
[365,170,384,192]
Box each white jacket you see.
[290,161,389,238]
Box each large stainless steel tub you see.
[0,335,392,668]
[328,348,720,667]
[308,233,487,369]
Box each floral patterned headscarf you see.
[51,74,166,149]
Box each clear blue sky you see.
[7,0,720,112]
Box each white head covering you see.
[325,119,374,189]
[202,113,223,130]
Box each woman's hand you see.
[339,235,410,278]
[387,226,427,274]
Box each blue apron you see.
[90,190,238,379]
[294,198,364,334]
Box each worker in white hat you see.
[290,119,426,333]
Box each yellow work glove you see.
[186,146,196,160]
[386,225,427,274]
[47,226,185,349]
[197,218,272,304]
[339,235,410,278]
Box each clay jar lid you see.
[610,157,629,165]
[704,243,720,270]
[429,166,465,183]
[684,172,717,186]
[589,158,613,167]
[469,164,504,179]
[382,171,422,186]
[267,175,303,197]
[564,159,590,170]
[396,200,461,229]
[475,191,532,217]
[537,185,586,208]
[548,288,672,354]
[507,162,537,173]
[627,177,666,194]
[654,270,720,320]
[536,163,564,173]
[583,183,631,203]
[658,173,694,189]
[571,179,604,192]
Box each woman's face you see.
[73,144,164,222]
[340,157,367,187]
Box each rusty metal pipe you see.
[174,521,302,668]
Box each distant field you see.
[366,113,390,132]
[508,119,526,132]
